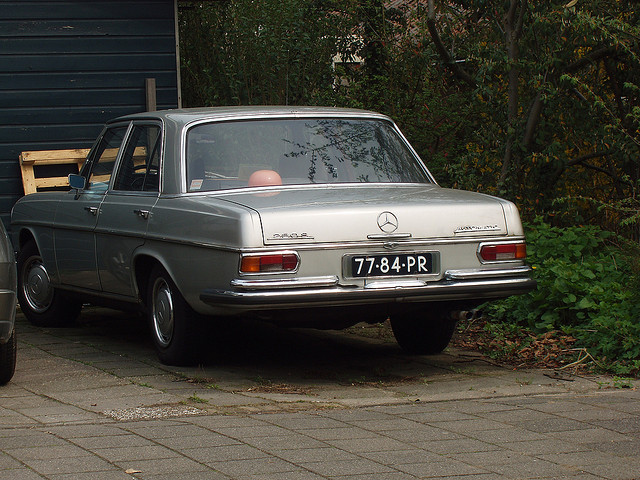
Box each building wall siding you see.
[0,0,180,228]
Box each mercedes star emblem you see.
[377,211,399,233]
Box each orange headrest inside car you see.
[248,169,282,187]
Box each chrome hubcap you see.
[152,277,174,347]
[22,256,53,313]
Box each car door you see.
[95,123,162,297]
[54,125,129,290]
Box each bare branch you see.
[567,150,613,167]
[564,46,619,73]
[426,0,476,87]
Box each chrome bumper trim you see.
[231,276,339,290]
[201,274,536,313]
[444,266,532,280]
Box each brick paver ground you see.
[1,310,638,479]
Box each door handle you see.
[134,209,150,220]
[84,206,99,216]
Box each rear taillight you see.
[240,253,299,273]
[479,243,526,262]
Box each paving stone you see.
[211,424,291,439]
[298,458,396,476]
[399,409,479,423]
[155,433,242,450]
[421,437,501,455]
[468,426,548,443]
[447,449,532,467]
[2,467,60,480]
[22,455,118,475]
[359,448,443,465]
[585,438,640,457]
[270,446,363,464]
[184,444,270,462]
[331,473,420,480]
[48,472,139,480]
[382,425,465,443]
[519,417,593,433]
[590,417,640,433]
[0,451,23,469]
[123,422,213,439]
[242,434,328,451]
[395,458,489,477]
[137,472,231,480]
[581,462,640,480]
[113,456,212,476]
[71,433,158,450]
[501,438,591,455]
[256,412,350,430]
[325,436,412,453]
[550,427,634,444]
[0,430,68,449]
[296,426,379,441]
[93,444,181,462]
[208,457,300,477]
[539,450,619,467]
[341,418,425,432]
[45,423,127,439]
[431,417,509,433]
[489,458,586,478]
[188,415,269,428]
[4,444,89,461]
[246,471,327,480]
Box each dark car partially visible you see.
[0,221,17,384]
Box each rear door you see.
[54,125,129,290]
[95,123,162,297]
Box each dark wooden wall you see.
[0,0,180,228]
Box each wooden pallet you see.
[19,148,90,195]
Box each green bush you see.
[485,219,640,375]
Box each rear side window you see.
[86,126,128,192]
[186,118,430,192]
[113,125,161,192]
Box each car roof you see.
[108,106,391,126]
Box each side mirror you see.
[68,174,86,190]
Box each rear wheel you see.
[390,307,457,355]
[17,241,81,327]
[0,329,16,385]
[147,264,200,366]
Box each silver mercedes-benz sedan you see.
[0,220,17,384]
[11,107,535,365]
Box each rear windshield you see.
[186,118,431,192]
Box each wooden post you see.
[145,78,157,112]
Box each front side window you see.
[113,125,161,192]
[186,118,430,192]
[86,126,128,192]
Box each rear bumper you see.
[200,267,536,314]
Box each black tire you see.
[147,264,200,366]
[390,308,457,355]
[17,241,82,327]
[0,329,16,385]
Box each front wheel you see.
[147,265,200,366]
[0,329,16,385]
[17,241,81,327]
[390,307,457,355]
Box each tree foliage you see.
[179,0,640,235]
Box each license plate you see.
[350,253,433,277]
